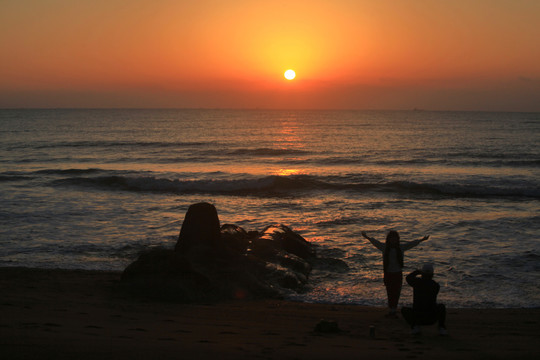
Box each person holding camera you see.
[401,263,448,336]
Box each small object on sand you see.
[369,324,375,338]
[314,319,340,333]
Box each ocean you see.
[1,109,539,308]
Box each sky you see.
[1,0,539,111]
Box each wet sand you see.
[1,267,539,359]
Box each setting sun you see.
[0,1,538,111]
[284,69,296,80]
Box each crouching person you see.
[401,264,448,336]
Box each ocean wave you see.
[36,168,105,175]
[0,174,34,182]
[8,140,211,150]
[0,168,109,181]
[48,173,540,199]
[321,156,540,168]
[51,175,282,195]
[225,148,312,156]
[374,180,540,198]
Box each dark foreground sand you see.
[1,267,539,360]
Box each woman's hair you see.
[383,230,403,272]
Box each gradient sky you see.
[1,0,539,111]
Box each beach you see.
[1,267,539,359]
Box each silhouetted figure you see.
[361,231,429,317]
[401,264,447,336]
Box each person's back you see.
[401,264,447,336]
[407,272,440,312]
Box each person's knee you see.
[401,307,414,324]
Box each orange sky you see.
[1,0,539,111]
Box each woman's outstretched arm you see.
[401,235,430,251]
[361,231,385,251]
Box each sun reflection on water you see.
[276,168,301,176]
[273,113,304,150]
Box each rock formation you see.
[121,202,319,301]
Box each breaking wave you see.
[44,171,540,199]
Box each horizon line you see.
[1,107,538,114]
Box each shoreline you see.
[1,267,539,359]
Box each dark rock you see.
[175,202,221,257]
[311,257,349,273]
[121,203,338,302]
[121,247,189,279]
[248,236,280,259]
[277,252,312,277]
[264,262,307,290]
[258,224,316,260]
[220,224,250,254]
[120,247,214,302]
[247,230,260,238]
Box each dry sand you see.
[1,267,539,359]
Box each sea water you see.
[1,109,539,308]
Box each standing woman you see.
[361,230,430,317]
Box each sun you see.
[284,69,296,80]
